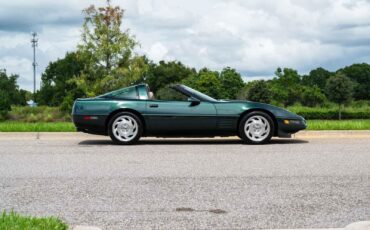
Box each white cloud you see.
[147,42,170,62]
[0,57,33,88]
[1,0,370,90]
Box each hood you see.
[219,99,302,119]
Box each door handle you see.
[149,104,159,108]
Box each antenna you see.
[31,32,38,102]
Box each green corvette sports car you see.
[72,84,306,144]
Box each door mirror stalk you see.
[188,97,200,106]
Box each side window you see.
[156,87,188,101]
[112,87,138,99]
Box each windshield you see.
[181,85,218,102]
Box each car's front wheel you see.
[108,112,143,145]
[238,111,274,144]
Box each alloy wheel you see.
[244,115,271,142]
[112,115,138,142]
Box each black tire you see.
[108,112,143,145]
[238,111,274,144]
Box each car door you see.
[143,88,217,135]
[145,100,217,135]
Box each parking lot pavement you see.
[0,132,369,229]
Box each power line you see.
[31,32,38,102]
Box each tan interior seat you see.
[148,91,154,100]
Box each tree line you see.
[0,70,30,119]
[1,0,369,120]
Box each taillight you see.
[83,116,98,120]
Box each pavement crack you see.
[208,209,227,214]
[175,207,195,212]
[176,207,227,214]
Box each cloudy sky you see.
[1,0,370,91]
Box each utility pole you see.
[31,32,38,102]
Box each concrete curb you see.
[71,226,102,230]
[294,130,370,139]
[69,221,370,230]
[0,130,369,140]
[268,221,370,230]
[345,221,370,230]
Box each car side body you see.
[72,84,306,144]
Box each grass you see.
[8,106,70,122]
[0,122,76,132]
[307,119,370,130]
[0,210,68,230]
[0,120,369,132]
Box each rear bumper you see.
[277,117,307,138]
[72,115,108,135]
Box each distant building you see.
[27,100,37,107]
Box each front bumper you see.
[277,117,307,137]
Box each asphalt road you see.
[0,132,369,229]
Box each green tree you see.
[51,0,147,111]
[0,89,10,119]
[325,73,353,119]
[242,80,271,103]
[269,68,302,107]
[80,0,137,73]
[301,86,326,107]
[146,61,196,93]
[339,63,370,100]
[219,67,245,99]
[77,0,143,96]
[274,67,301,85]
[302,67,332,91]
[20,89,32,102]
[37,52,84,106]
[0,70,26,105]
[0,70,26,119]
[182,68,223,99]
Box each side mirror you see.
[188,97,200,106]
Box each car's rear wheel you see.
[108,112,142,145]
[238,111,274,144]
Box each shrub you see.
[287,104,370,119]
[8,106,70,122]
[351,100,370,108]
[301,86,326,107]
